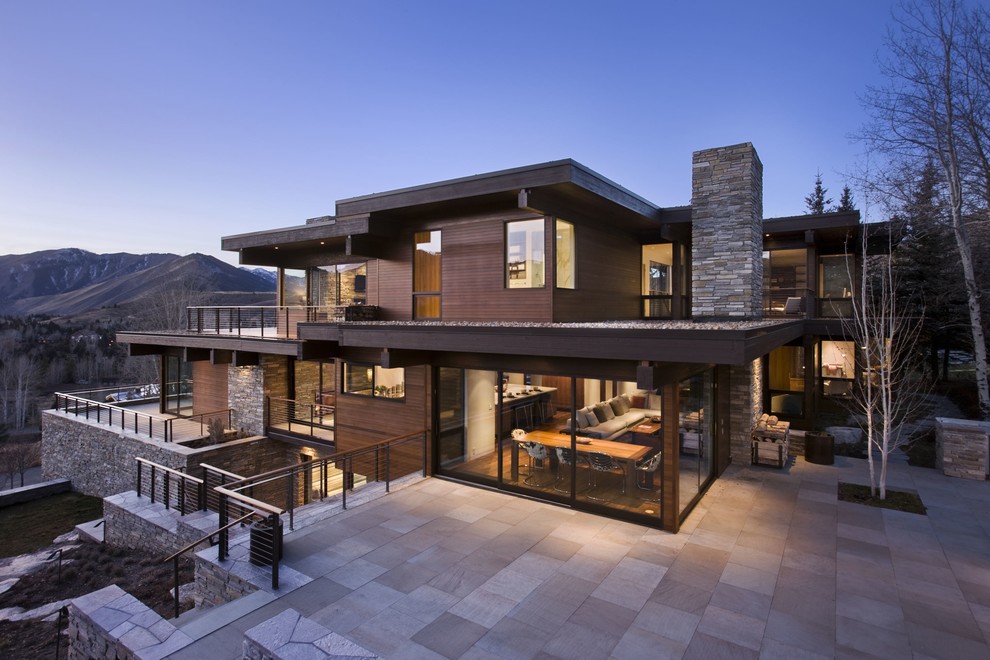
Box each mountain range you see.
[0,248,275,316]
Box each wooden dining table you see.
[512,430,650,493]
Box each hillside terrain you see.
[0,249,274,316]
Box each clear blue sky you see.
[1,0,899,265]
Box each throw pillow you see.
[631,395,645,409]
[596,402,615,421]
[609,398,624,416]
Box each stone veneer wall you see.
[691,143,764,319]
[195,552,259,609]
[68,584,192,659]
[936,417,990,480]
[228,363,265,435]
[728,360,762,464]
[42,411,190,497]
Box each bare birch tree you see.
[860,0,990,420]
[846,216,929,499]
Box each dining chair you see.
[635,451,662,501]
[521,441,553,486]
[553,446,589,494]
[587,451,625,502]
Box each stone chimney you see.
[690,143,763,320]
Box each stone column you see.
[936,417,990,480]
[228,364,264,436]
[691,143,764,320]
[728,359,762,464]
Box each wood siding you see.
[442,210,551,322]
[192,361,228,416]
[553,218,643,321]
[334,364,430,479]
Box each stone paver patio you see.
[170,454,990,659]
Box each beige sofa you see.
[564,393,662,441]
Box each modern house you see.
[112,142,877,533]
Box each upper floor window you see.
[556,220,575,289]
[506,219,545,288]
[819,254,853,318]
[342,362,405,400]
[414,230,441,319]
[309,263,367,307]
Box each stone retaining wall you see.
[103,491,180,555]
[0,478,70,508]
[42,411,189,497]
[43,405,298,502]
[67,584,192,659]
[936,417,990,480]
[195,552,259,609]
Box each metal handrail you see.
[57,392,176,441]
[185,305,346,339]
[214,429,427,589]
[267,397,335,438]
[163,510,257,619]
[135,457,205,515]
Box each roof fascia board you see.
[221,216,369,251]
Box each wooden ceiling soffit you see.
[637,363,713,390]
[518,187,656,232]
[233,351,260,367]
[381,348,432,369]
[183,347,211,362]
[346,234,387,259]
[128,343,164,357]
[742,322,805,362]
[299,341,339,361]
[433,352,641,381]
[211,349,233,365]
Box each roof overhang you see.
[116,331,334,361]
[297,320,804,367]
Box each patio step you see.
[75,518,104,543]
[174,589,278,639]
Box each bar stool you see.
[513,403,534,430]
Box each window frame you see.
[341,362,406,401]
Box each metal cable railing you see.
[267,397,335,439]
[135,457,205,515]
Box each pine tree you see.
[836,185,856,212]
[804,171,833,214]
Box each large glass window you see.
[819,340,855,398]
[342,363,405,400]
[768,346,805,416]
[763,249,808,315]
[506,219,545,288]
[280,268,307,306]
[414,230,441,319]
[678,369,714,517]
[642,244,674,318]
[555,220,575,289]
[310,264,367,307]
[819,254,853,317]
